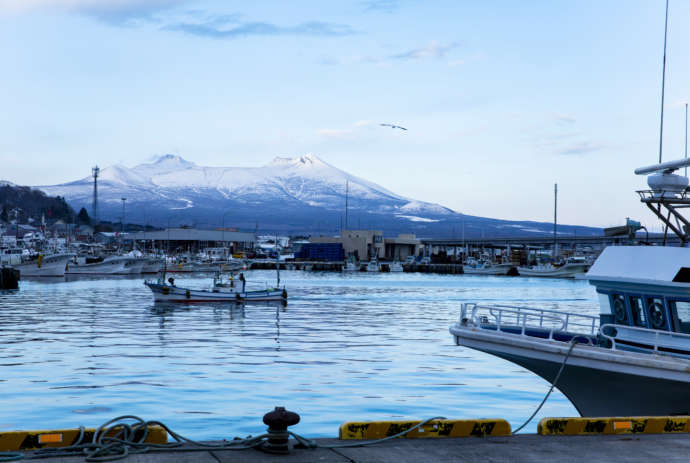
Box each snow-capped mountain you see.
[37,154,600,236]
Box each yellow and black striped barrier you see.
[339,419,511,440]
[538,416,690,435]
[0,426,167,452]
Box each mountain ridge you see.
[36,154,600,237]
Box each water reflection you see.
[0,270,598,438]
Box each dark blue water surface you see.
[0,271,598,438]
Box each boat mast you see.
[658,0,670,163]
[553,183,558,259]
[685,103,688,177]
[275,235,280,288]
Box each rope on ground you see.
[0,453,23,462]
[6,415,272,462]
[511,338,579,434]
[289,416,447,450]
[1,414,450,462]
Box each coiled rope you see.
[0,415,447,462]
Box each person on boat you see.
[239,273,246,292]
[168,277,175,287]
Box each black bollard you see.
[261,406,300,454]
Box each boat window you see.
[611,295,627,324]
[671,301,690,334]
[646,297,667,330]
[629,297,647,327]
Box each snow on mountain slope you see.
[35,153,601,236]
[38,153,453,221]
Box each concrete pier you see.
[15,434,690,462]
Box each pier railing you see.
[600,324,690,355]
[461,303,599,339]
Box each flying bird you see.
[380,123,408,131]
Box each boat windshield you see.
[670,301,690,334]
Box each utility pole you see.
[121,198,126,234]
[92,166,100,225]
[345,180,349,230]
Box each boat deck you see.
[16,434,690,462]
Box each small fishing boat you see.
[145,277,287,303]
[342,256,359,272]
[463,257,513,276]
[517,257,589,278]
[365,259,380,272]
[389,261,404,272]
[146,257,287,303]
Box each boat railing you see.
[461,303,599,339]
[600,323,690,353]
[637,189,690,201]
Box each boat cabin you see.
[587,246,690,334]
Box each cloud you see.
[0,0,185,25]
[362,0,403,13]
[390,41,458,60]
[317,128,354,138]
[324,41,459,66]
[354,120,374,127]
[164,16,354,39]
[0,2,355,37]
[318,120,382,138]
[553,113,576,125]
[559,142,604,155]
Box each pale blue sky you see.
[1,0,689,228]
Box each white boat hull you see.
[389,263,404,272]
[450,323,690,416]
[517,263,589,278]
[463,263,513,275]
[66,258,140,275]
[141,259,163,274]
[146,282,287,303]
[13,254,73,277]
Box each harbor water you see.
[0,271,598,438]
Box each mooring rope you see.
[511,338,579,434]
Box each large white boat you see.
[463,257,513,276]
[12,253,74,277]
[451,156,690,416]
[141,257,164,274]
[66,256,143,275]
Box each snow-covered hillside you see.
[36,154,601,236]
